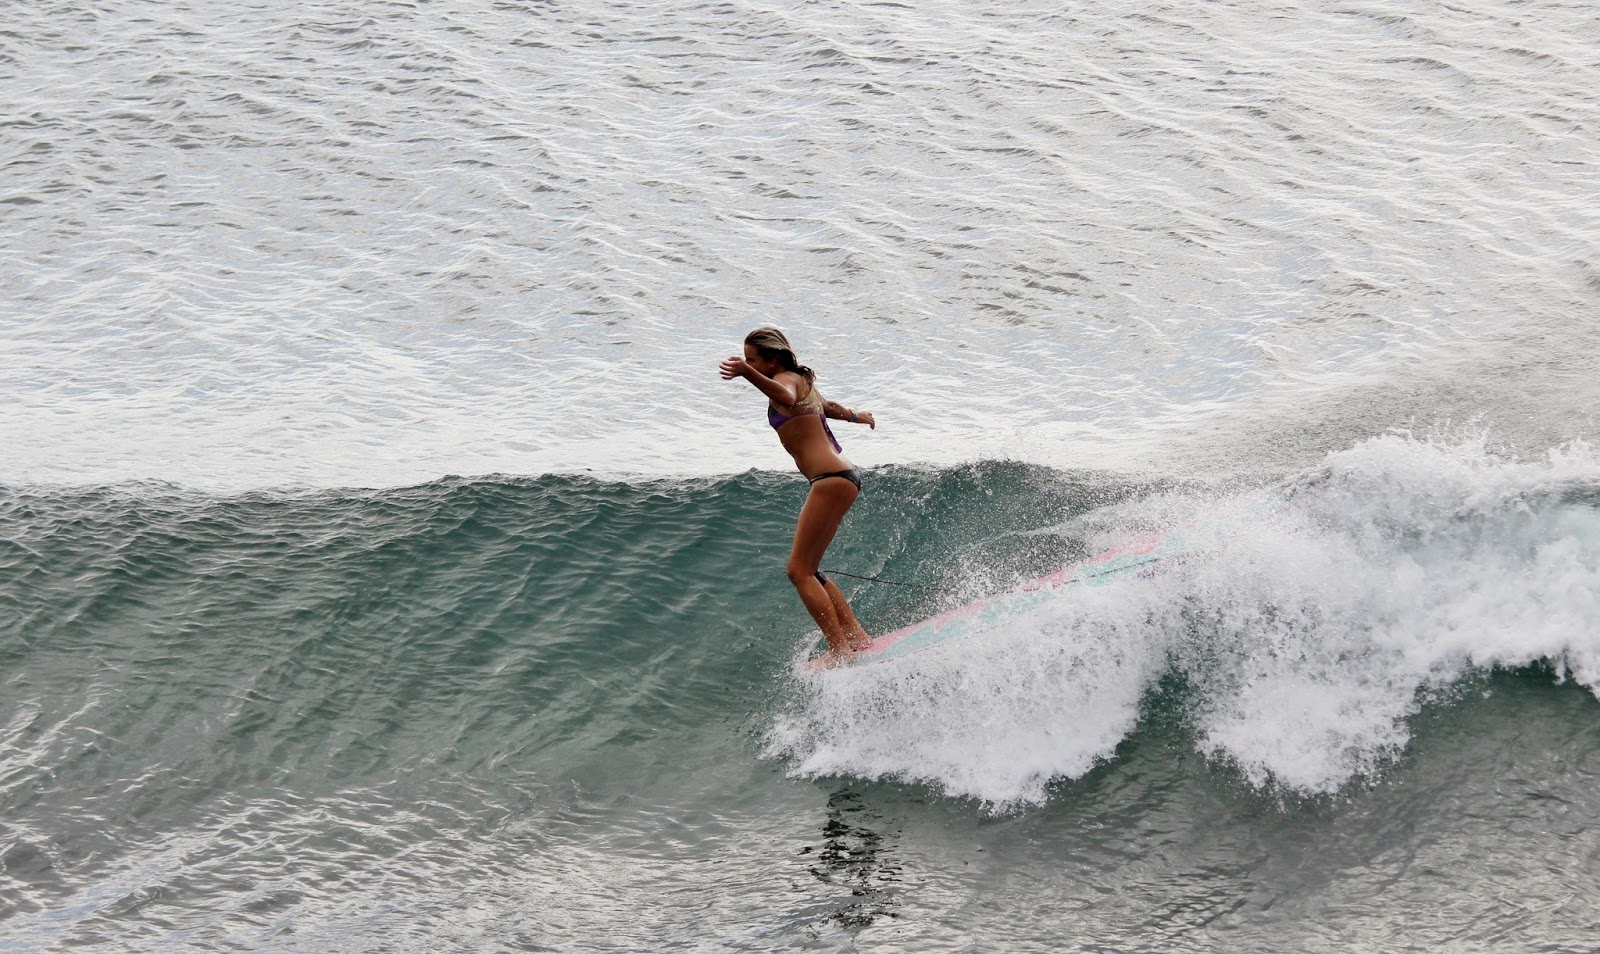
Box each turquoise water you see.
[5,445,1600,948]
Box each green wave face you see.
[4,440,1600,949]
[0,462,1116,801]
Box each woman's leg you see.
[820,576,870,649]
[787,477,864,657]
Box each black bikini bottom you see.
[807,467,862,490]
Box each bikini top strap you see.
[773,377,821,415]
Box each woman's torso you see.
[768,377,851,477]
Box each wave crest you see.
[767,435,1600,808]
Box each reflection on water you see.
[800,788,903,931]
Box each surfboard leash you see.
[821,568,941,590]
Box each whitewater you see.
[775,434,1600,806]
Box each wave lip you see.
[768,435,1600,808]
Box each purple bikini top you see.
[768,388,842,452]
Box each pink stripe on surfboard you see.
[855,490,1270,658]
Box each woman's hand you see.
[719,355,752,380]
[856,410,876,429]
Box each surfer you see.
[720,326,877,668]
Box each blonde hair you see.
[744,326,815,382]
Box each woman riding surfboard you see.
[719,326,877,668]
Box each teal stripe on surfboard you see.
[842,489,1275,668]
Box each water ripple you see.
[2,0,1596,489]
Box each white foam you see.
[767,434,1600,808]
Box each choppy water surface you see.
[3,441,1600,950]
[4,0,1600,951]
[4,0,1598,488]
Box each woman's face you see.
[744,344,780,376]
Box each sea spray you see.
[768,435,1600,807]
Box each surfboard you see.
[829,490,1273,668]
[842,535,1173,667]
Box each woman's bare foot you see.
[800,647,855,671]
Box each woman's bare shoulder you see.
[772,370,808,403]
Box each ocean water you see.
[4,0,1600,950]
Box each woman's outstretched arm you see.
[822,399,876,429]
[719,355,800,406]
